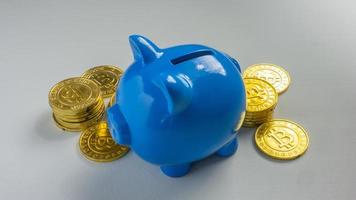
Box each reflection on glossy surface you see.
[107,35,246,177]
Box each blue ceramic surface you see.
[107,35,246,177]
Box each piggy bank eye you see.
[171,50,214,65]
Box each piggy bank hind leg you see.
[160,163,191,177]
[216,136,238,157]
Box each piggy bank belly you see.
[128,72,245,165]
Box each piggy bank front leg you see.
[160,163,191,177]
[216,136,238,157]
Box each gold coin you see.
[52,114,80,132]
[243,116,273,126]
[56,106,104,125]
[242,123,259,128]
[53,111,103,132]
[245,107,274,116]
[108,94,116,107]
[244,115,273,122]
[79,121,130,162]
[82,65,124,98]
[243,63,291,94]
[54,100,105,122]
[244,118,272,125]
[49,77,101,112]
[255,119,309,160]
[244,78,278,113]
[51,96,103,116]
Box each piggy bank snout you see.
[107,104,131,145]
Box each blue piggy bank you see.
[107,35,246,177]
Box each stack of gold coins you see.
[242,78,278,127]
[49,77,105,132]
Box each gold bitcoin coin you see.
[242,122,260,128]
[243,63,291,94]
[244,113,273,121]
[244,118,273,125]
[79,121,129,162]
[255,119,309,160]
[82,65,124,98]
[53,108,104,132]
[243,116,273,128]
[55,106,104,125]
[108,93,116,107]
[52,114,79,132]
[244,78,278,113]
[51,96,103,116]
[54,100,105,122]
[49,77,101,112]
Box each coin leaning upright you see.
[82,65,124,98]
[243,63,291,94]
[244,78,278,113]
[255,119,309,160]
[79,121,129,162]
[108,93,116,108]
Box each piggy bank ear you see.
[224,53,241,73]
[154,73,193,115]
[129,35,163,64]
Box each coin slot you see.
[171,50,214,65]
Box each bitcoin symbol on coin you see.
[255,70,281,85]
[255,120,309,160]
[247,85,267,105]
[81,65,123,98]
[91,127,116,150]
[92,72,116,89]
[79,122,130,162]
[90,135,116,151]
[60,85,88,104]
[267,128,295,149]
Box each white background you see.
[0,0,355,199]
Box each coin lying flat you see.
[255,119,309,160]
[79,121,129,162]
[82,65,124,98]
[243,63,291,94]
